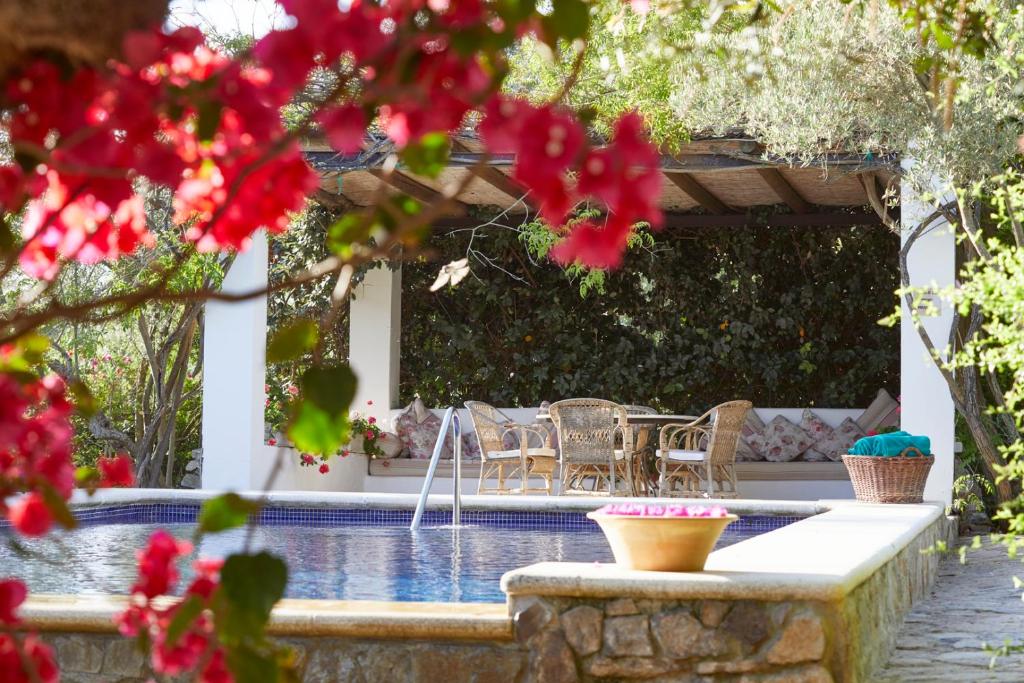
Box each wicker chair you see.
[548,399,633,496]
[656,400,752,498]
[464,401,557,495]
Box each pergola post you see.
[201,232,270,490]
[349,264,402,423]
[900,167,956,505]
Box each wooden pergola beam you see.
[433,209,883,231]
[306,150,897,174]
[756,168,811,214]
[449,140,529,202]
[367,169,468,213]
[664,172,732,214]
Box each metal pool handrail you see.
[410,406,463,530]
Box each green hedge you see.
[399,224,899,413]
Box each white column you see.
[201,232,269,490]
[900,166,956,505]
[349,264,402,424]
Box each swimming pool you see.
[2,504,801,602]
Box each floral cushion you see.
[737,411,767,461]
[745,415,815,462]
[800,412,865,462]
[393,397,453,459]
[461,432,481,460]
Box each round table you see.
[534,413,700,496]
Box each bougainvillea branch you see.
[0,0,669,680]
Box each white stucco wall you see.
[201,232,273,491]
[900,165,957,505]
[349,265,401,424]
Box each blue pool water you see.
[0,505,801,602]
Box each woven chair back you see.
[706,400,753,466]
[464,401,510,460]
[548,399,627,466]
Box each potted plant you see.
[587,503,737,572]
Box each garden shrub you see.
[399,221,899,412]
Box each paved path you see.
[875,538,1024,682]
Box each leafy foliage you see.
[399,220,899,411]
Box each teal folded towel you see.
[849,432,931,457]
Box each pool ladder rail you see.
[410,406,462,530]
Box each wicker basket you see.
[842,447,933,504]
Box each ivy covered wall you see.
[399,224,899,413]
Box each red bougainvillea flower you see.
[132,530,193,599]
[319,463,330,474]
[319,104,367,154]
[0,579,27,624]
[118,537,230,682]
[7,493,54,537]
[550,219,632,270]
[0,633,59,683]
[0,372,76,535]
[97,454,135,488]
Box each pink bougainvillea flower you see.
[319,104,367,154]
[98,453,135,488]
[132,530,193,599]
[595,503,730,518]
[0,633,58,683]
[7,493,54,537]
[0,579,27,624]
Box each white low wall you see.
[388,406,864,438]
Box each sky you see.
[168,0,288,39]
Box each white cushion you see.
[485,448,557,461]
[657,449,707,462]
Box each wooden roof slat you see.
[448,140,527,203]
[367,169,468,213]
[432,209,883,231]
[664,172,732,214]
[756,168,811,214]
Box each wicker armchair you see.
[656,400,752,498]
[464,401,556,495]
[548,399,633,496]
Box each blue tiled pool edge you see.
[3,502,805,534]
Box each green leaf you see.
[74,466,99,490]
[225,645,281,683]
[287,399,350,455]
[68,380,98,418]
[326,213,373,258]
[39,483,76,531]
[267,320,319,364]
[198,493,261,534]
[300,365,357,415]
[197,100,224,142]
[165,595,205,647]
[215,552,287,644]
[400,133,451,179]
[541,0,589,42]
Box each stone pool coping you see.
[22,594,512,641]
[68,488,826,517]
[501,501,945,603]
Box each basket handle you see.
[898,446,931,458]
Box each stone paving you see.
[875,538,1024,682]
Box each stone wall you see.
[45,632,528,683]
[507,512,956,683]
